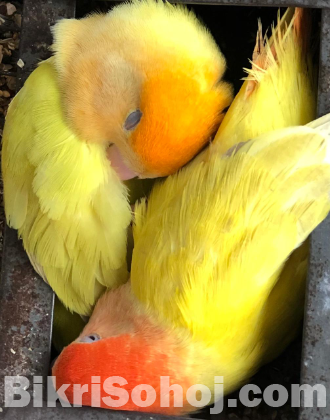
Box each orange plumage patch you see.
[131,69,232,176]
[53,335,194,415]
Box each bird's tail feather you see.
[244,7,310,97]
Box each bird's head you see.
[120,67,232,179]
[51,2,233,179]
[52,285,218,415]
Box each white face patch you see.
[79,333,101,343]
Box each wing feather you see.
[2,59,131,315]
[132,126,330,343]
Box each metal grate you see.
[0,0,330,419]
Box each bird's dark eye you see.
[124,110,142,131]
[79,333,101,343]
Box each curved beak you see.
[107,144,138,180]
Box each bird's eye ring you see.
[79,333,101,343]
[124,109,142,131]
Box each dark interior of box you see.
[50,2,322,419]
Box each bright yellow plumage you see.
[2,60,131,315]
[52,8,330,412]
[53,114,330,414]
[133,8,316,334]
[131,121,330,400]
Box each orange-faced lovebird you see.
[53,112,330,414]
[2,0,232,315]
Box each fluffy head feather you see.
[52,0,232,177]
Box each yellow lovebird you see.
[53,114,330,414]
[2,0,232,315]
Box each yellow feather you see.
[132,7,323,396]
[2,60,131,315]
[51,9,329,411]
[132,119,330,395]
[2,0,229,317]
[213,8,316,153]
